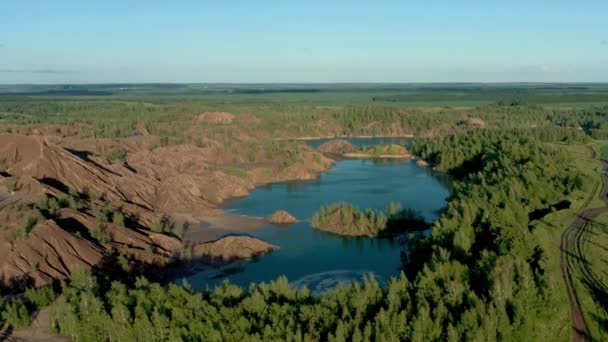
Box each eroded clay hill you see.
[0,129,332,290]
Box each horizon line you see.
[2,81,608,86]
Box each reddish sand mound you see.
[0,134,155,204]
[459,116,487,128]
[193,236,276,266]
[197,112,235,124]
[237,113,260,124]
[0,134,161,225]
[266,210,297,225]
[0,219,103,289]
[416,159,429,167]
[317,139,356,154]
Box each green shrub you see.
[24,286,56,309]
[35,195,76,215]
[117,255,130,271]
[95,208,111,223]
[66,196,82,211]
[34,197,49,212]
[68,187,80,199]
[150,220,165,233]
[13,216,38,240]
[47,198,62,214]
[64,189,83,211]
[5,177,17,192]
[90,224,111,243]
[313,153,322,163]
[106,148,127,163]
[2,300,31,329]
[112,211,125,227]
[173,223,185,240]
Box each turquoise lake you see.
[186,139,450,293]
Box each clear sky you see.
[1,0,607,83]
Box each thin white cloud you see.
[0,68,75,74]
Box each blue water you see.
[186,144,449,293]
[303,137,413,149]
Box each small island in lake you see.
[317,139,412,159]
[317,139,357,154]
[266,210,297,225]
[344,144,412,159]
[310,202,429,237]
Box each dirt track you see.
[561,148,608,342]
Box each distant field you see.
[0,83,607,142]
[2,83,608,108]
[531,142,605,340]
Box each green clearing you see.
[585,210,608,340]
[530,143,604,340]
[571,140,608,341]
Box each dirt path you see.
[561,147,608,342]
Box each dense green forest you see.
[31,128,590,341]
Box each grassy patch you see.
[530,142,605,340]
[581,211,608,340]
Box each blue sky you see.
[1,0,607,83]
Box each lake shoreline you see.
[274,134,415,141]
[342,152,413,159]
[181,151,450,290]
